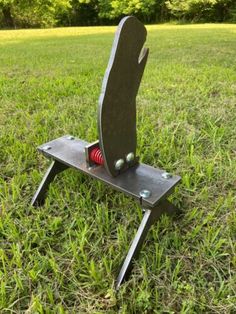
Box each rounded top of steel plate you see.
[139,189,151,199]
[162,172,172,179]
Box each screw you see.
[162,172,172,179]
[126,152,135,163]
[42,145,51,151]
[114,159,125,170]
[139,189,151,199]
[67,136,75,140]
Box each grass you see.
[0,23,236,313]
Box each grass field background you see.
[0,24,236,313]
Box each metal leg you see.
[31,160,68,207]
[115,199,178,290]
[160,199,179,216]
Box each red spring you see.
[89,148,104,165]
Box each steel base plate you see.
[38,135,180,208]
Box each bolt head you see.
[126,152,135,163]
[139,189,151,199]
[114,159,125,170]
[67,136,75,140]
[42,145,51,151]
[162,172,172,179]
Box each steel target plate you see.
[98,16,149,177]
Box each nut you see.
[139,189,151,199]
[161,172,172,179]
[126,152,135,163]
[114,159,125,170]
[42,145,52,151]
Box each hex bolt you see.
[126,152,135,163]
[42,145,52,151]
[139,189,151,199]
[115,159,125,170]
[67,136,75,140]
[161,172,172,179]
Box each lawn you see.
[0,23,236,313]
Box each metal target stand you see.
[31,16,181,290]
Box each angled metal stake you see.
[116,199,178,290]
[31,160,68,207]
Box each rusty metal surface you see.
[38,136,180,208]
[98,16,149,177]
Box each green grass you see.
[0,24,236,313]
